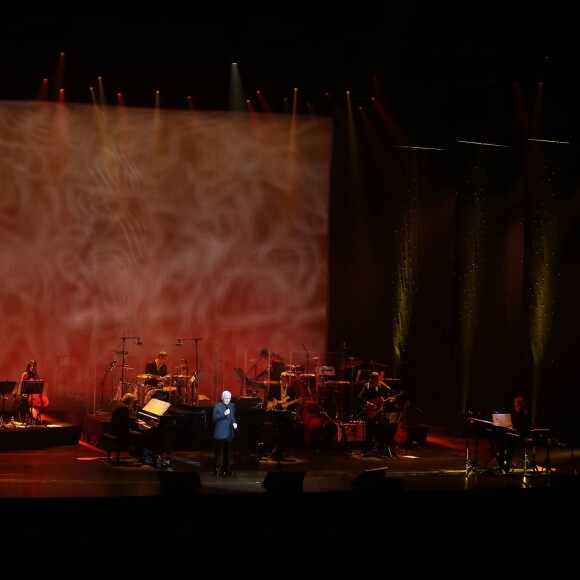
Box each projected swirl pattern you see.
[0,101,332,405]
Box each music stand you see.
[0,381,17,428]
[20,380,45,427]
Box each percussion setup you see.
[110,364,195,408]
[138,369,194,406]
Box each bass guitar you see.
[364,391,406,419]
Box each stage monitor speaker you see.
[158,470,202,494]
[262,470,306,493]
[351,467,404,492]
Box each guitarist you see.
[358,371,397,456]
[266,372,301,412]
[265,372,300,457]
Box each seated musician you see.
[266,372,300,411]
[109,393,155,463]
[18,359,46,424]
[496,395,532,473]
[143,350,168,389]
[358,372,396,455]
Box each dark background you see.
[2,6,579,438]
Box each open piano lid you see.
[140,398,171,419]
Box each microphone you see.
[136,340,142,346]
[176,339,183,347]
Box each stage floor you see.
[0,422,577,499]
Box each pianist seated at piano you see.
[496,395,532,474]
[110,393,156,463]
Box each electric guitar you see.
[364,391,406,419]
[267,395,304,410]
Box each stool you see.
[101,433,126,464]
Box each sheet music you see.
[492,413,512,428]
[141,398,171,416]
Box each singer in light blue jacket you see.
[212,390,238,476]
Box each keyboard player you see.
[110,393,153,462]
[496,396,532,473]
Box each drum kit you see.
[111,363,194,407]
[136,370,192,406]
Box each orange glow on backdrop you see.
[0,102,333,409]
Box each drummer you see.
[143,351,168,389]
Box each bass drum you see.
[144,388,170,405]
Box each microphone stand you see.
[301,342,313,402]
[176,338,202,405]
[180,358,189,405]
[192,338,202,405]
[96,359,116,415]
[118,336,140,400]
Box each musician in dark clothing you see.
[143,351,168,388]
[496,396,533,473]
[263,372,301,456]
[358,372,396,455]
[266,372,299,411]
[109,392,149,462]
[20,359,40,383]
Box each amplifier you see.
[341,421,366,442]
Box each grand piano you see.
[137,399,204,456]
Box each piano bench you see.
[101,433,127,464]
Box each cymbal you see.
[173,375,189,379]
[310,356,325,361]
[198,394,210,401]
[120,365,134,369]
[162,386,177,391]
[136,374,161,380]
